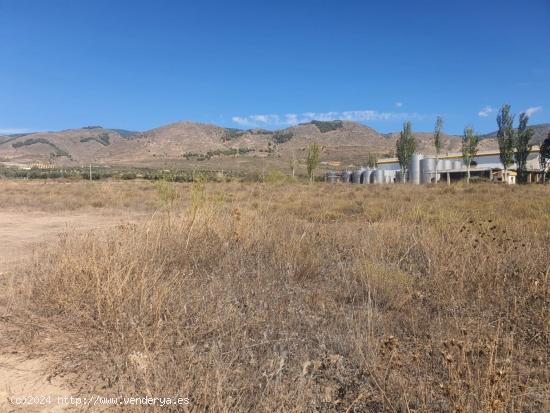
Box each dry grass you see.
[0,179,161,212]
[3,180,550,412]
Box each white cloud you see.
[524,106,542,117]
[478,106,494,117]
[395,102,403,108]
[232,110,425,128]
[0,128,32,135]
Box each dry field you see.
[1,179,549,412]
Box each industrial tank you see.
[395,170,402,183]
[340,171,351,183]
[351,170,363,184]
[410,154,424,184]
[453,160,463,170]
[395,170,408,183]
[325,171,338,183]
[443,159,453,170]
[384,170,397,183]
[420,158,436,184]
[374,169,385,184]
[361,168,373,184]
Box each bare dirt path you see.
[0,210,141,412]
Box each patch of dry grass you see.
[3,181,550,412]
[0,180,162,212]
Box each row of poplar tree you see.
[395,104,550,184]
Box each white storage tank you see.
[361,169,373,184]
[409,154,424,184]
[384,170,396,183]
[444,159,453,170]
[395,170,404,183]
[453,160,463,170]
[420,158,436,184]
[351,170,363,184]
[340,171,351,183]
[374,169,385,184]
[326,171,338,183]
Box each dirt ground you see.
[0,209,140,412]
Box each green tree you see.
[462,127,479,184]
[396,121,416,182]
[514,113,534,184]
[366,152,377,168]
[306,141,320,182]
[433,116,444,184]
[540,132,550,184]
[496,104,515,180]
[289,150,298,179]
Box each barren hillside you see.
[2,120,541,169]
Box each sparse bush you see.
[222,128,246,141]
[3,182,549,412]
[273,131,294,144]
[79,133,110,146]
[119,171,137,180]
[12,137,70,157]
[155,179,178,208]
[264,170,289,184]
[310,120,343,133]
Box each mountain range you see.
[1,121,548,170]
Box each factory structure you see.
[326,148,544,185]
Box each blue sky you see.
[0,0,549,135]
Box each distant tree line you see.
[392,103,540,184]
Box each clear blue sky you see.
[1,0,549,134]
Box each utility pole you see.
[89,164,92,181]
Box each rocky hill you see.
[0,120,545,169]
[480,123,550,144]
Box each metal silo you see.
[340,171,351,183]
[351,170,363,184]
[361,168,373,184]
[409,154,424,184]
[325,171,338,183]
[374,169,385,184]
[420,158,436,184]
[443,159,453,170]
[453,160,463,170]
[384,169,397,183]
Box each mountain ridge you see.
[1,121,548,169]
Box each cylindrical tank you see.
[395,170,402,183]
[420,158,436,184]
[443,159,453,170]
[325,171,338,183]
[361,169,373,184]
[370,169,377,183]
[453,160,463,170]
[436,159,444,171]
[351,170,363,184]
[409,154,424,184]
[340,171,351,183]
[396,170,409,183]
[384,170,396,183]
[374,169,385,184]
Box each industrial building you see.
[326,148,544,185]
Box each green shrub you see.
[79,133,110,146]
[264,170,289,184]
[120,172,137,180]
[311,120,343,133]
[273,131,294,144]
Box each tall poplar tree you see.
[396,121,416,183]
